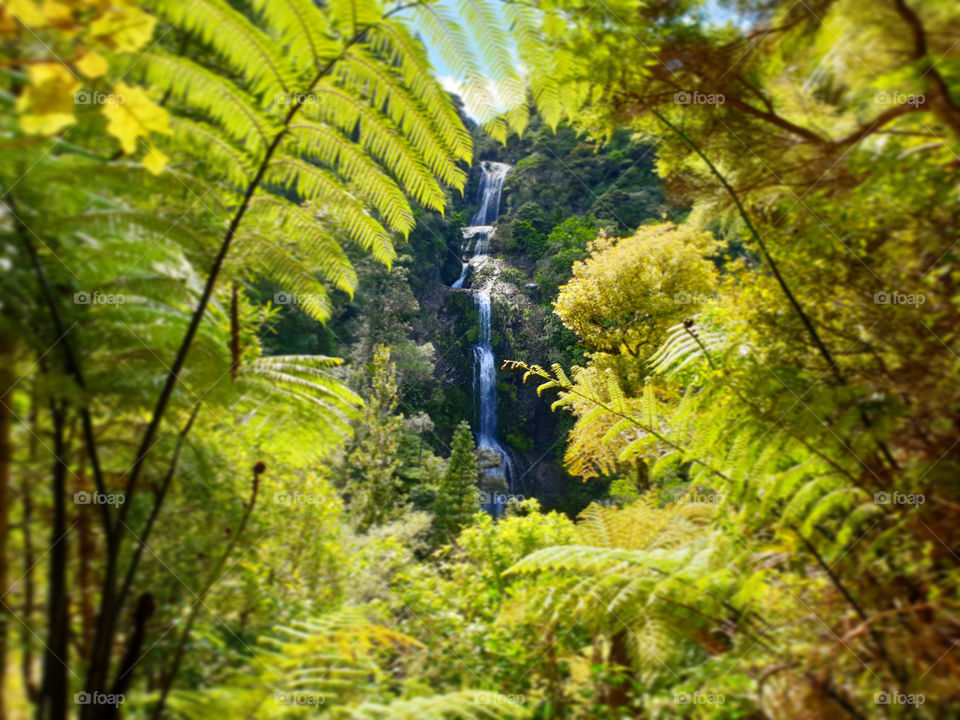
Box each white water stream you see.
[452,162,514,496]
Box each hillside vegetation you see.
[1,0,958,718]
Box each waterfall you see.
[471,161,511,226]
[451,263,469,289]
[472,292,514,485]
[450,161,514,508]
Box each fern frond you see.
[247,195,357,293]
[503,3,563,129]
[36,210,215,257]
[452,0,525,108]
[172,118,255,189]
[154,0,295,98]
[368,23,473,162]
[265,158,396,265]
[142,52,276,156]
[249,0,337,70]
[409,3,504,129]
[299,88,448,210]
[286,122,414,234]
[835,501,884,548]
[648,319,726,375]
[342,691,528,719]
[233,235,334,321]
[336,49,467,188]
[801,486,869,538]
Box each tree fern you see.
[138,0,481,328]
[647,317,727,376]
[166,607,528,719]
[342,691,528,719]
[505,498,738,683]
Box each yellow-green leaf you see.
[76,50,108,78]
[142,146,168,175]
[87,2,156,53]
[102,82,171,154]
[16,62,79,135]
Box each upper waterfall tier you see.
[470,162,511,225]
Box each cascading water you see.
[451,262,469,289]
[472,161,511,225]
[472,292,513,484]
[451,161,514,508]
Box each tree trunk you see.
[103,594,154,720]
[21,390,39,704]
[0,341,15,720]
[19,471,38,705]
[77,475,96,661]
[37,405,69,720]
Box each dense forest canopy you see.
[0,0,958,718]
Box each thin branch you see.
[891,0,960,136]
[148,465,262,720]
[4,194,114,544]
[650,110,900,472]
[792,525,906,685]
[115,404,201,616]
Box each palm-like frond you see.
[167,607,526,719]
[155,0,296,97]
[505,498,734,680]
[237,355,361,436]
[342,691,528,719]
[140,0,479,321]
[647,318,727,375]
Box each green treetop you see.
[433,421,481,542]
[344,345,406,531]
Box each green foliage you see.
[342,691,528,719]
[432,420,480,541]
[511,219,548,258]
[533,215,598,299]
[509,203,550,258]
[499,2,960,707]
[136,0,487,326]
[457,499,577,590]
[339,345,406,531]
[506,496,722,689]
[6,1,960,719]
[167,606,527,718]
[491,124,663,230]
[553,223,718,367]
